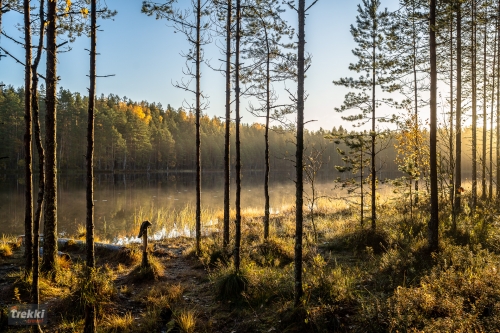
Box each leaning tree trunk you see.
[223,0,231,250]
[428,0,439,252]
[31,0,45,316]
[42,0,58,273]
[234,0,242,273]
[454,3,462,223]
[23,0,33,274]
[195,0,202,255]
[84,0,97,331]
[294,0,305,308]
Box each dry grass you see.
[126,256,164,283]
[102,312,134,333]
[0,235,17,257]
[176,308,196,333]
[0,242,12,257]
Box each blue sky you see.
[0,0,402,131]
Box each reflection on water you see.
[0,171,407,240]
[1,171,345,239]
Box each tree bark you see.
[84,0,97,331]
[195,0,202,255]
[497,0,500,199]
[428,0,439,252]
[481,19,487,201]
[489,17,496,201]
[264,27,271,240]
[223,0,231,250]
[449,8,454,208]
[23,0,33,274]
[412,0,420,205]
[454,3,462,220]
[371,26,377,231]
[42,0,58,274]
[294,0,305,308]
[31,0,45,314]
[472,0,477,208]
[234,0,242,272]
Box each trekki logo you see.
[8,304,47,325]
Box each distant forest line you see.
[0,84,492,178]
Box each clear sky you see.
[0,0,402,131]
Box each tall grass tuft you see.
[211,265,249,302]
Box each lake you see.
[1,171,352,242]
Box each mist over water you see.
[0,171,346,240]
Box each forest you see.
[0,85,398,173]
[1,0,500,332]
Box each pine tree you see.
[142,0,211,254]
[333,0,397,230]
[428,0,439,252]
[330,132,371,226]
[23,0,33,275]
[42,0,59,273]
[234,0,242,272]
[84,0,97,331]
[31,3,45,324]
[242,0,295,240]
[393,0,429,206]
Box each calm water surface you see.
[0,171,345,240]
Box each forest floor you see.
[0,235,312,332]
[1,197,500,332]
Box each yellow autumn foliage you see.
[80,7,89,18]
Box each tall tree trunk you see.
[472,0,477,209]
[294,0,305,308]
[449,8,454,207]
[195,0,202,255]
[371,24,377,231]
[84,0,97,331]
[264,33,271,240]
[23,0,33,274]
[454,3,462,221]
[360,149,364,225]
[223,0,231,250]
[490,20,497,201]
[234,0,242,272]
[497,0,500,200]
[42,0,58,273]
[428,0,439,252]
[31,0,45,315]
[481,20,487,201]
[412,0,420,205]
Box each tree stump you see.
[138,221,152,267]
